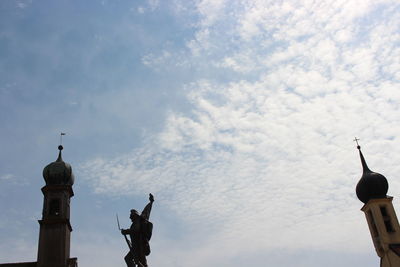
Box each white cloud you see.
[81,75,400,264]
[135,0,160,14]
[0,174,14,180]
[0,173,29,186]
[196,0,227,27]
[81,0,400,266]
[147,0,160,11]
[16,0,32,9]
[142,50,172,69]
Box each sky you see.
[1,0,400,266]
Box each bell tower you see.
[37,145,77,267]
[355,142,400,266]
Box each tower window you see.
[49,199,60,216]
[380,206,395,233]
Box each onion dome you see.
[43,145,74,186]
[355,144,388,204]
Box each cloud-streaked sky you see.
[1,0,400,266]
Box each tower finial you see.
[60,132,66,146]
[57,133,66,162]
[354,137,371,173]
[353,137,361,149]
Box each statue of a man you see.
[121,194,154,267]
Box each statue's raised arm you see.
[141,193,154,221]
[121,194,155,267]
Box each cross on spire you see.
[353,137,361,149]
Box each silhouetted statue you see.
[121,194,154,267]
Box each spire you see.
[56,145,63,162]
[354,137,371,173]
[357,145,372,174]
[56,133,66,162]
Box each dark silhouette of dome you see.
[356,145,388,204]
[43,145,74,186]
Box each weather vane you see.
[60,132,66,146]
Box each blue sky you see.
[1,0,400,266]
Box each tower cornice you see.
[41,185,74,197]
[38,218,73,232]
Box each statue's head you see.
[130,209,140,221]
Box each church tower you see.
[355,143,400,266]
[37,145,77,267]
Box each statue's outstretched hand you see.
[149,193,154,203]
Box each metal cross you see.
[353,137,360,146]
